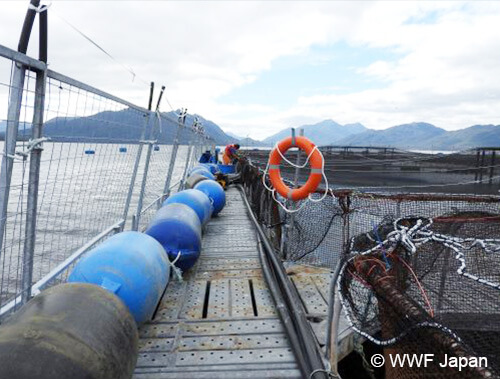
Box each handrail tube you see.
[139,179,182,216]
[47,70,150,115]
[0,220,123,318]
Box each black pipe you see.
[238,185,328,379]
[148,82,154,111]
[264,227,328,378]
[38,5,48,63]
[489,151,495,184]
[256,238,310,377]
[155,85,166,111]
[18,0,40,54]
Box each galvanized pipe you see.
[325,260,344,369]
[0,63,27,260]
[20,68,47,305]
[121,82,154,230]
[284,128,304,258]
[162,109,186,202]
[1,220,123,318]
[0,0,43,260]
[180,141,194,191]
[19,0,49,305]
[489,151,495,184]
[134,86,165,230]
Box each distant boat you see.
[154,145,160,151]
[119,147,127,153]
[84,149,95,155]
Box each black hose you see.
[256,237,310,377]
[38,4,48,63]
[18,0,40,54]
[238,184,329,379]
[148,82,155,111]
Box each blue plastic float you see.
[84,149,95,155]
[119,147,127,153]
[200,163,219,175]
[189,165,210,175]
[194,180,226,216]
[190,168,216,180]
[162,189,212,226]
[68,231,170,324]
[145,203,202,272]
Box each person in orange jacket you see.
[222,143,240,165]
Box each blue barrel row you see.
[0,162,227,379]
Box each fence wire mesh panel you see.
[4,73,148,311]
[136,143,189,232]
[0,58,39,312]
[0,44,214,317]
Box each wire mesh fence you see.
[0,44,211,318]
[0,57,40,313]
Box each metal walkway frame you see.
[134,187,304,378]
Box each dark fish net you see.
[340,214,500,378]
[239,157,500,378]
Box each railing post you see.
[280,128,304,259]
[489,150,495,184]
[479,149,486,183]
[0,64,27,259]
[474,148,480,182]
[133,86,165,230]
[122,82,154,230]
[162,108,186,203]
[21,68,47,305]
[0,0,41,261]
[21,1,49,304]
[179,127,196,191]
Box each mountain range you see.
[336,122,500,150]
[1,112,499,150]
[260,120,500,150]
[262,120,366,146]
[0,110,233,145]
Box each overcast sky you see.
[1,1,499,139]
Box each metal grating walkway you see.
[134,187,302,378]
[285,264,353,362]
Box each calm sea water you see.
[0,141,192,302]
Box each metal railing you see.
[0,22,213,318]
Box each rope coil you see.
[339,216,500,347]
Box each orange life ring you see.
[268,136,323,201]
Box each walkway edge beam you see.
[237,184,329,379]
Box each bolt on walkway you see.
[134,187,302,378]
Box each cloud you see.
[220,1,500,137]
[1,1,499,139]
